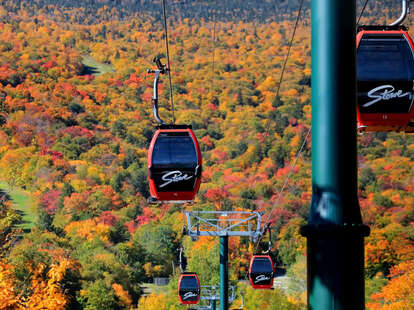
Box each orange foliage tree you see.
[367,260,414,310]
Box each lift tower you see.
[301,1,370,309]
[184,211,262,310]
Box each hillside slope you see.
[0,3,412,309]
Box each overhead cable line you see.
[247,0,308,261]
[249,0,375,266]
[261,126,311,231]
[253,0,305,171]
[357,0,370,25]
[258,0,305,168]
[249,124,311,275]
[259,0,306,229]
[274,0,305,106]
[211,3,217,101]
[161,0,175,124]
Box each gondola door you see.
[178,273,201,305]
[248,255,275,289]
[147,124,202,203]
[357,26,414,131]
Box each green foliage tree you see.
[240,282,304,309]
[133,223,178,277]
[80,279,122,310]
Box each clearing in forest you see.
[0,181,36,232]
[81,55,115,76]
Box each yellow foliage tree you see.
[0,146,35,187]
[23,260,72,310]
[0,261,22,310]
[367,260,414,310]
[64,219,110,242]
[0,259,75,310]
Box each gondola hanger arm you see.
[390,0,411,26]
[147,56,169,125]
[263,223,272,254]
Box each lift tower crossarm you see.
[184,211,262,239]
[200,285,235,303]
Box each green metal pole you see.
[220,236,228,310]
[300,0,370,309]
[211,300,216,310]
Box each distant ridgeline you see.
[0,0,405,24]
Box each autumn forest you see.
[0,0,413,309]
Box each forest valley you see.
[0,1,413,309]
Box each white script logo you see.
[364,85,412,107]
[159,171,193,188]
[254,275,271,283]
[183,292,198,300]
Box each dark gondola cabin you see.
[357,25,414,132]
[147,124,202,203]
[249,255,275,289]
[178,273,201,305]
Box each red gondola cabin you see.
[248,255,275,289]
[147,124,202,203]
[357,25,414,132]
[178,273,201,305]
